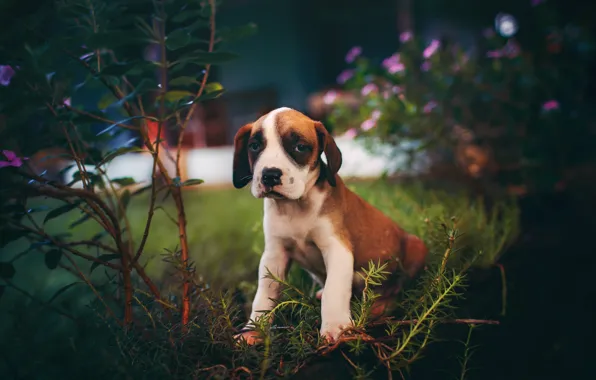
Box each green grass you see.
[0,179,521,379]
[1,179,519,303]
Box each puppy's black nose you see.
[261,167,282,187]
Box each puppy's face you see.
[232,107,342,200]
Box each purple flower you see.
[382,54,405,74]
[502,40,521,58]
[423,40,440,59]
[542,100,559,111]
[337,69,355,84]
[531,0,544,6]
[0,150,27,169]
[486,50,503,58]
[323,90,338,104]
[371,110,382,120]
[400,31,413,43]
[423,101,438,114]
[345,46,362,63]
[392,85,403,94]
[361,83,378,96]
[361,118,376,131]
[421,61,431,71]
[0,65,15,86]
[340,128,358,139]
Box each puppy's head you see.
[232,107,342,200]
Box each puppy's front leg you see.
[238,242,289,344]
[318,238,355,342]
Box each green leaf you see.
[112,177,136,187]
[159,90,194,103]
[171,10,203,23]
[0,262,16,280]
[44,203,80,224]
[44,249,63,270]
[98,147,145,167]
[91,231,109,242]
[166,29,192,50]
[97,93,119,110]
[174,51,240,66]
[204,82,224,93]
[217,22,258,43]
[132,183,153,196]
[169,76,200,87]
[97,115,156,136]
[86,32,147,50]
[181,178,204,187]
[48,282,83,304]
[196,89,225,102]
[69,212,93,229]
[98,79,158,111]
[118,190,132,220]
[0,228,29,248]
[90,254,121,274]
[100,61,140,77]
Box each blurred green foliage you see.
[328,2,595,194]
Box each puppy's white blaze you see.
[250,107,312,200]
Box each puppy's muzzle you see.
[261,167,282,187]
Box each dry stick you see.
[15,223,122,271]
[173,0,217,329]
[176,0,217,173]
[62,251,120,323]
[25,178,164,309]
[5,279,77,321]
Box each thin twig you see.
[175,0,217,176]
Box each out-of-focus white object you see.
[63,139,430,188]
[495,13,518,38]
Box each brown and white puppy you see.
[232,107,428,344]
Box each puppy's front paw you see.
[234,330,261,346]
[320,315,353,343]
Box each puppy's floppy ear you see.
[315,121,342,187]
[232,124,253,189]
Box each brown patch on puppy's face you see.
[233,107,343,199]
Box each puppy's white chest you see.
[263,202,327,278]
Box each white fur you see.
[250,107,312,200]
[244,109,355,341]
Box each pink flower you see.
[400,31,413,43]
[486,50,503,58]
[371,110,382,120]
[361,118,376,131]
[382,54,405,74]
[361,83,378,96]
[423,40,440,59]
[423,101,438,113]
[0,65,15,86]
[323,90,338,104]
[542,100,559,111]
[421,61,431,71]
[345,46,362,63]
[337,69,354,84]
[502,40,521,58]
[392,85,403,93]
[340,128,358,139]
[0,150,27,169]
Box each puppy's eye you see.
[294,144,308,153]
[248,142,260,151]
